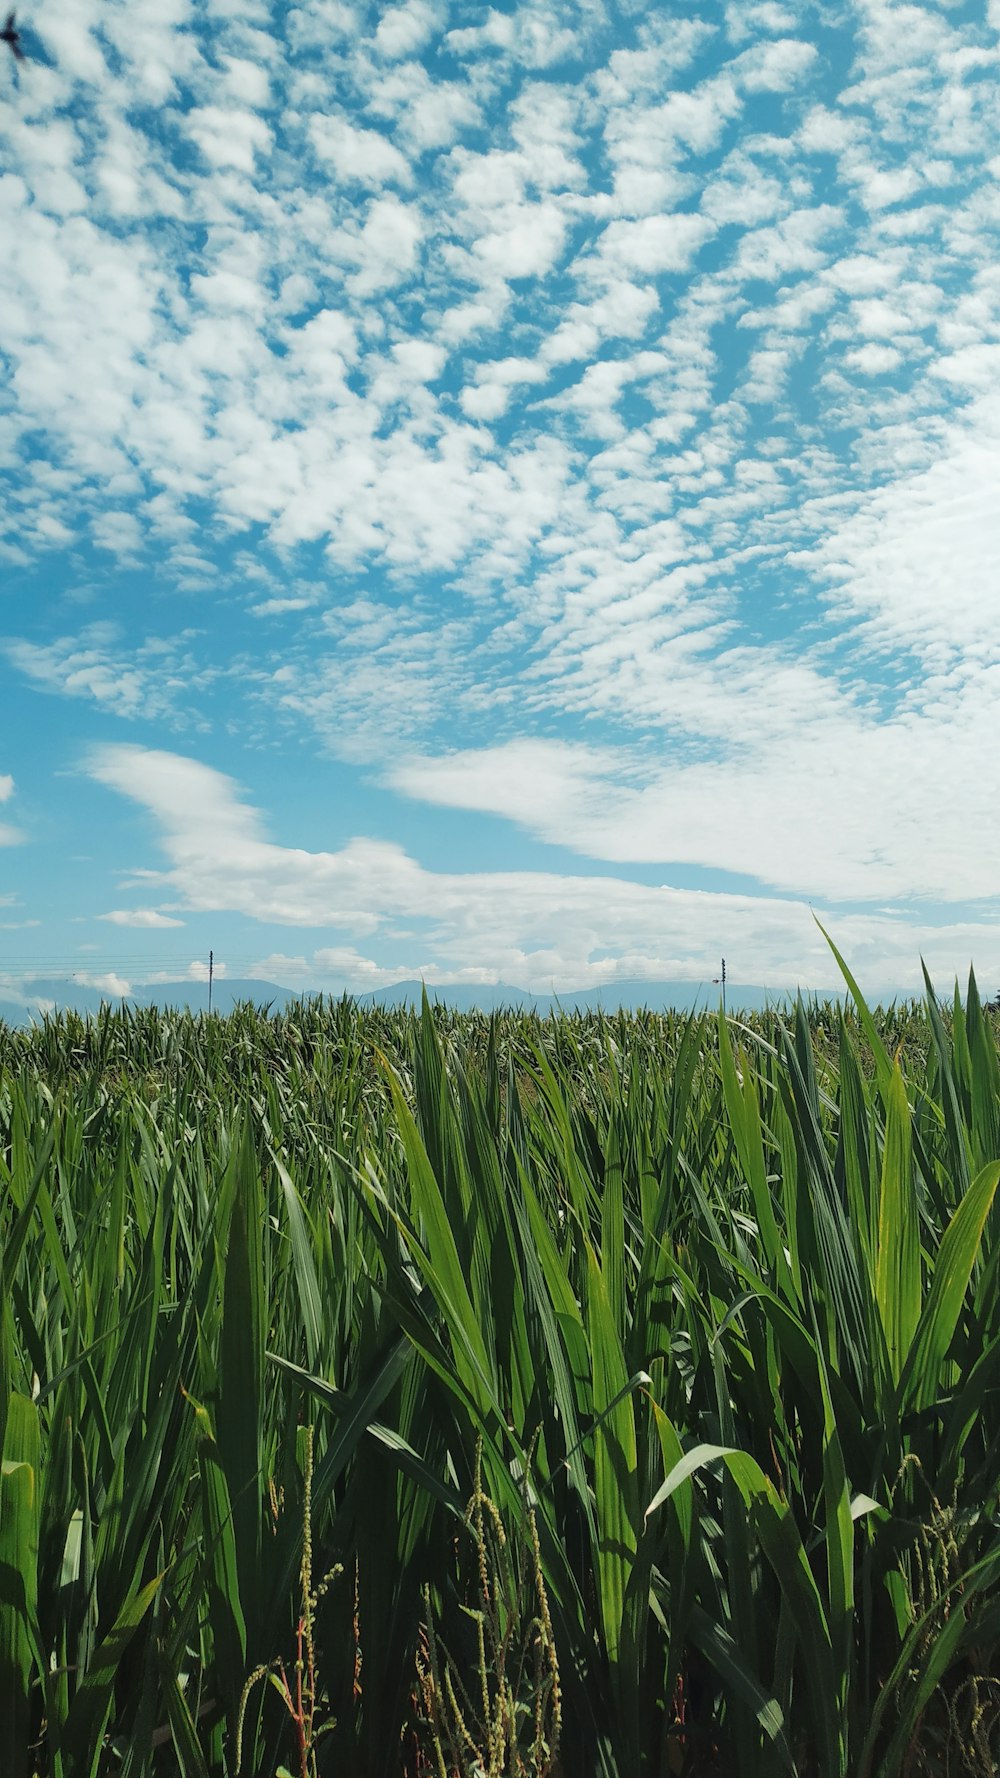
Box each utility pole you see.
[208,949,213,1017]
[714,957,727,1016]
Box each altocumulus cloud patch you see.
[4,0,1000,994]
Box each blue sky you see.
[3,0,1000,1001]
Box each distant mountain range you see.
[0,973,850,1028]
[359,977,793,1015]
[0,977,302,1025]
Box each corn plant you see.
[1,962,1000,1774]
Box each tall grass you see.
[2,969,1000,1775]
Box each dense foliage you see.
[3,954,1000,1776]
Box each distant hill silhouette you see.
[355,977,789,1014]
[0,973,842,1028]
[0,977,298,1025]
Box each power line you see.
[0,952,289,987]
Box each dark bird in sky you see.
[1,10,25,60]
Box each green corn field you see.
[3,945,1000,1777]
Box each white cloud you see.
[799,106,856,155]
[845,342,903,374]
[702,157,786,228]
[84,744,1000,992]
[653,76,742,155]
[6,0,1000,991]
[308,116,413,186]
[92,510,145,557]
[363,58,481,150]
[460,352,549,417]
[387,671,1000,903]
[735,38,818,94]
[734,203,842,279]
[4,628,216,723]
[597,213,716,275]
[187,957,226,981]
[75,971,133,997]
[251,946,418,990]
[460,383,513,420]
[0,0,973,612]
[472,200,568,279]
[374,0,439,59]
[799,389,1000,667]
[220,55,271,109]
[447,8,584,68]
[186,106,272,172]
[850,162,922,213]
[98,908,186,928]
[347,194,423,292]
[0,773,20,846]
[389,339,446,381]
[435,296,509,342]
[446,10,515,57]
[726,3,801,46]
